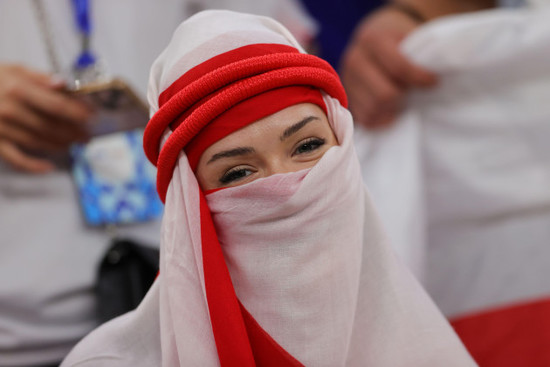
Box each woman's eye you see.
[219,167,253,185]
[293,138,326,156]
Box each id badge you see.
[71,130,162,226]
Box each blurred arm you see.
[340,0,496,129]
[0,64,91,173]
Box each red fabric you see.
[199,192,256,366]
[451,297,550,367]
[184,86,325,171]
[240,302,304,367]
[158,44,299,108]
[143,44,347,202]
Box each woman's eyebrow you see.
[207,147,255,164]
[280,116,320,141]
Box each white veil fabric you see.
[62,10,475,366]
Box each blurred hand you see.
[340,6,438,129]
[0,64,92,173]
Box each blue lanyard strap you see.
[71,0,96,68]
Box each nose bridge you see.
[266,155,295,176]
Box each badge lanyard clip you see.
[71,0,107,87]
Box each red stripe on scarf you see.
[240,302,304,366]
[199,192,255,365]
[451,297,550,366]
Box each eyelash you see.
[292,137,326,156]
[219,165,253,185]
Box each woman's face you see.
[196,103,337,190]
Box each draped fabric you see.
[62,10,475,366]
[355,5,550,366]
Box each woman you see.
[62,10,475,366]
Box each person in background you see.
[340,0,496,128]
[0,1,316,366]
[344,1,550,365]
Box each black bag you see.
[96,238,159,323]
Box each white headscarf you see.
[62,10,475,366]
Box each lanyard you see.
[31,0,61,73]
[71,0,96,69]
